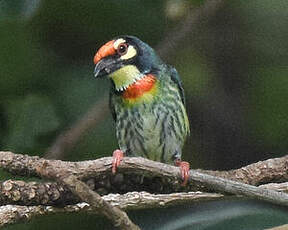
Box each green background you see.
[0,0,288,229]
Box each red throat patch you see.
[122,74,157,99]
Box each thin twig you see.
[44,97,109,159]
[199,155,288,186]
[60,175,141,230]
[259,182,288,193]
[190,171,288,206]
[157,0,225,60]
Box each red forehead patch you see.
[94,40,116,64]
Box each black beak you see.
[94,57,116,78]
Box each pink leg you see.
[175,160,190,186]
[112,149,124,174]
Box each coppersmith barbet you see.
[93,36,190,185]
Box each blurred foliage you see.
[3,95,59,152]
[0,0,287,166]
[0,0,288,228]
[30,0,166,61]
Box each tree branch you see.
[36,159,141,230]
[0,180,78,206]
[1,151,287,186]
[0,180,286,207]
[200,155,288,185]
[266,224,288,230]
[0,151,288,207]
[1,151,288,228]
[5,152,186,187]
[0,191,223,228]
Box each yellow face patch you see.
[120,46,137,60]
[113,38,137,60]
[113,38,126,49]
[109,65,142,91]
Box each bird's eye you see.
[117,43,128,56]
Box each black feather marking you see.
[161,142,166,162]
[136,136,149,157]
[170,115,178,139]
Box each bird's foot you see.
[112,149,124,174]
[175,160,190,186]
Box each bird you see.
[93,35,190,185]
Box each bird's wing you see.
[169,65,190,136]
[169,66,186,106]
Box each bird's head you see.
[93,36,162,92]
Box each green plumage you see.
[110,64,189,164]
[94,35,189,165]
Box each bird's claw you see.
[175,160,190,186]
[112,149,124,174]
